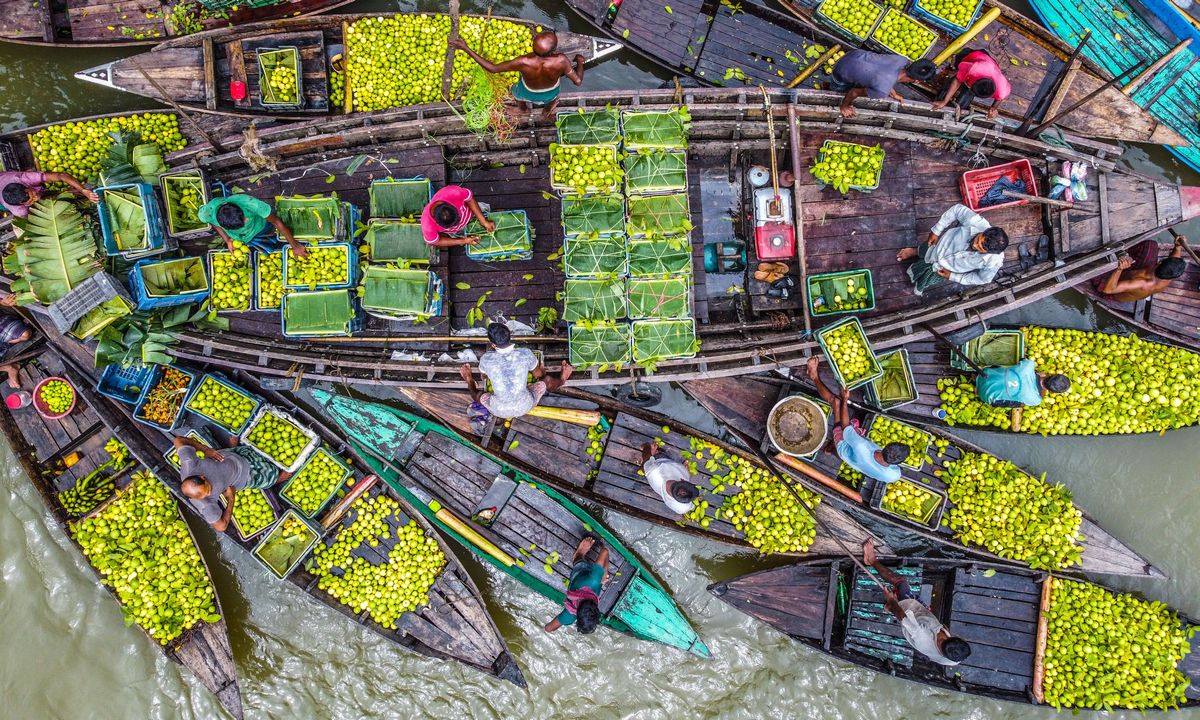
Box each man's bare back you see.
[450,31,584,118]
[1096,236,1188,303]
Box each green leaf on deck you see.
[519,164,526,174]
[455,282,471,290]
[623,29,630,39]
[983,569,997,577]
[509,440,520,449]
[522,273,534,280]
[514,298,528,307]
[1113,9,1128,20]
[664,5,672,13]
[325,174,337,184]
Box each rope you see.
[1036,126,1078,152]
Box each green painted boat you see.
[309,388,710,658]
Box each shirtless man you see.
[450,31,584,119]
[1094,236,1188,303]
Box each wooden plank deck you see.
[844,566,927,668]
[945,567,1038,693]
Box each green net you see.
[369,178,430,219]
[563,278,627,322]
[561,194,625,236]
[284,290,355,336]
[275,195,341,241]
[465,210,532,260]
[549,143,622,194]
[556,108,621,145]
[621,108,691,149]
[628,235,692,277]
[624,151,688,193]
[564,234,628,278]
[366,220,433,264]
[140,257,207,297]
[628,275,691,319]
[632,319,699,364]
[569,323,632,368]
[626,193,691,237]
[361,267,432,316]
[258,48,300,106]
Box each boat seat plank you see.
[502,418,591,488]
[951,589,1038,623]
[952,567,1041,596]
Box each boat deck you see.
[944,567,1039,692]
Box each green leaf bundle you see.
[6,196,100,304]
[562,278,627,322]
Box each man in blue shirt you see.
[975,358,1070,408]
[806,357,906,486]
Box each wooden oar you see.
[1168,228,1200,266]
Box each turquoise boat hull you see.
[309,388,710,658]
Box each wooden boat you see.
[394,386,886,559]
[307,389,711,658]
[0,0,355,48]
[74,13,623,118]
[681,373,1163,578]
[116,87,1194,388]
[1025,0,1200,173]
[0,338,243,718]
[34,327,529,687]
[708,557,1200,709]
[562,0,1183,145]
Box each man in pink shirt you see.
[420,184,495,247]
[931,48,1011,120]
[1,170,98,218]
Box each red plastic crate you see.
[959,159,1038,212]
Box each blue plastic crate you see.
[910,0,982,35]
[281,290,362,337]
[129,256,210,310]
[96,363,154,405]
[282,242,358,291]
[97,183,167,257]
[133,365,197,431]
[207,248,256,313]
[465,210,533,261]
[183,372,262,434]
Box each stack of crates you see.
[357,178,442,322]
[273,193,360,337]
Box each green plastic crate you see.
[556,109,621,144]
[808,269,875,317]
[252,510,321,578]
[368,177,431,219]
[950,329,1025,371]
[562,278,627,322]
[279,447,353,519]
[360,266,440,320]
[632,318,698,364]
[564,234,628,278]
[568,322,632,368]
[628,235,692,277]
[627,274,691,320]
[258,47,301,107]
[624,150,688,194]
[863,348,919,410]
[815,316,883,390]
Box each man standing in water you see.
[450,31,585,119]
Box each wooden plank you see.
[203,37,218,111]
[227,41,250,110]
[1031,578,1052,704]
[1099,171,1110,246]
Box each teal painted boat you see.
[308,388,710,658]
[1027,0,1200,172]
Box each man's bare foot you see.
[806,356,820,380]
[897,247,918,262]
[863,540,877,566]
[540,98,561,121]
[7,377,19,389]
[459,363,474,383]
[277,471,292,484]
[559,362,574,383]
[840,386,851,403]
[576,535,596,556]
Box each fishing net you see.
[366,220,434,264]
[627,275,691,319]
[561,194,625,236]
[275,195,341,241]
[621,108,691,150]
[361,266,434,318]
[283,290,356,336]
[562,278,627,322]
[632,318,699,364]
[460,65,518,143]
[556,108,621,145]
[369,178,431,219]
[626,193,691,237]
[564,234,628,278]
[465,210,533,261]
[568,322,632,368]
[628,235,692,277]
[624,150,688,193]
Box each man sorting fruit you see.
[863,541,972,666]
[640,441,700,517]
[0,169,98,217]
[1093,235,1189,302]
[897,203,1008,295]
[807,357,907,485]
[420,183,494,247]
[830,50,936,118]
[975,358,1071,408]
[198,194,308,258]
[544,533,608,636]
[175,435,288,532]
[931,48,1012,120]
[450,31,584,119]
[461,322,573,420]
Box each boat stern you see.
[609,574,710,658]
[75,62,117,90]
[1181,185,1200,221]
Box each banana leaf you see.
[556,108,621,144]
[628,235,692,277]
[275,195,340,240]
[561,194,625,236]
[621,108,691,149]
[366,220,432,263]
[99,131,164,186]
[627,275,691,319]
[361,267,430,315]
[465,210,532,260]
[70,295,132,340]
[632,318,698,364]
[626,193,691,237]
[284,290,355,335]
[562,278,626,322]
[563,234,627,278]
[6,196,100,304]
[105,190,149,251]
[139,257,207,297]
[569,322,631,368]
[369,178,431,219]
[624,150,688,193]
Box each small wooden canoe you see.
[308,388,711,658]
[709,557,1200,709]
[395,386,887,559]
[0,0,355,48]
[563,0,1184,146]
[0,339,243,719]
[74,13,623,118]
[681,373,1163,578]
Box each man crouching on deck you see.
[461,322,573,420]
[450,31,584,119]
[897,204,1008,296]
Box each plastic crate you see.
[815,316,883,390]
[808,269,875,317]
[620,109,691,150]
[96,363,155,405]
[815,0,886,42]
[48,272,134,336]
[564,234,629,279]
[556,108,622,144]
[97,183,167,257]
[867,9,938,61]
[282,242,357,291]
[252,510,321,578]
[623,150,688,194]
[950,329,1025,371]
[632,318,698,364]
[253,249,286,310]
[863,348,919,410]
[911,0,982,34]
[869,478,946,529]
[158,169,212,238]
[960,159,1038,212]
[365,219,436,264]
[627,274,692,320]
[218,488,280,542]
[863,414,932,470]
[184,373,262,434]
[815,140,885,193]
[240,405,321,473]
[282,289,361,337]
[368,177,431,219]
[279,447,353,519]
[274,195,345,242]
[257,47,302,108]
[549,143,621,194]
[561,194,626,237]
[130,256,210,310]
[360,267,442,320]
[568,322,632,368]
[207,248,256,313]
[465,210,533,261]
[133,365,198,431]
[163,428,214,469]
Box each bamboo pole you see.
[1031,577,1054,704]
[442,0,461,101]
[342,21,354,114]
[772,453,862,503]
[788,102,812,336]
[1026,60,1147,137]
[787,45,841,88]
[133,59,226,153]
[933,8,1002,66]
[1123,38,1191,96]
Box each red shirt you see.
[956,51,1011,102]
[420,185,473,244]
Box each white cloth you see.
[925,204,1004,286]
[478,345,539,418]
[644,456,695,515]
[899,598,958,666]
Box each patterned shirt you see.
[478,346,539,418]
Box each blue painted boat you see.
[1027,0,1200,172]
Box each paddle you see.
[1168,228,1200,267]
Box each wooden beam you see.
[1123,39,1192,96]
[202,37,218,111]
[1027,60,1148,138]
[342,21,354,114]
[773,453,862,503]
[1031,577,1053,704]
[1099,172,1110,246]
[788,102,812,336]
[1040,56,1080,122]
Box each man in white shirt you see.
[863,541,972,666]
[897,204,1009,295]
[640,441,700,516]
[462,323,573,419]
